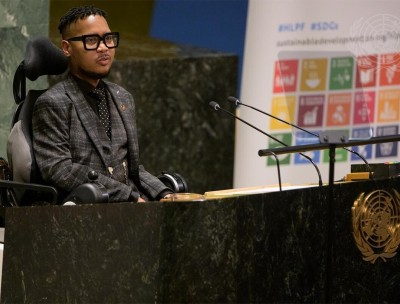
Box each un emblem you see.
[352,189,400,263]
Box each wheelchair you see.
[0,36,187,208]
[0,37,110,207]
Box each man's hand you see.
[159,193,174,202]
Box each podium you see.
[2,177,400,303]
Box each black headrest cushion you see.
[24,36,68,81]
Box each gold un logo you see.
[352,189,400,263]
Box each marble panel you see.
[0,0,49,157]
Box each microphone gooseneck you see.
[209,102,289,144]
[209,101,323,187]
[228,96,373,180]
[342,147,372,178]
[227,96,318,137]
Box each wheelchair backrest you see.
[6,37,68,204]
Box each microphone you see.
[227,96,318,137]
[227,96,372,179]
[209,101,323,187]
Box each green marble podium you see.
[2,177,400,303]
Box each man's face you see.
[62,15,115,87]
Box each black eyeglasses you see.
[66,32,119,50]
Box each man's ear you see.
[61,40,71,57]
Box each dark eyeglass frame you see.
[66,32,119,51]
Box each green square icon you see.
[323,147,348,163]
[329,57,354,90]
[266,133,292,166]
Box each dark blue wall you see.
[150,0,248,93]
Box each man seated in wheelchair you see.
[32,5,173,203]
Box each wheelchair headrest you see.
[24,36,68,81]
[13,37,68,104]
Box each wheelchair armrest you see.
[63,182,109,205]
[0,180,58,205]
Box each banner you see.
[236,0,400,188]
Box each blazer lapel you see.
[63,76,108,165]
[105,82,140,178]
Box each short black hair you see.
[58,5,107,36]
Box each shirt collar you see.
[72,75,105,95]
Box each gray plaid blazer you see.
[32,74,169,202]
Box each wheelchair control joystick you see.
[88,170,99,181]
[63,170,109,205]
